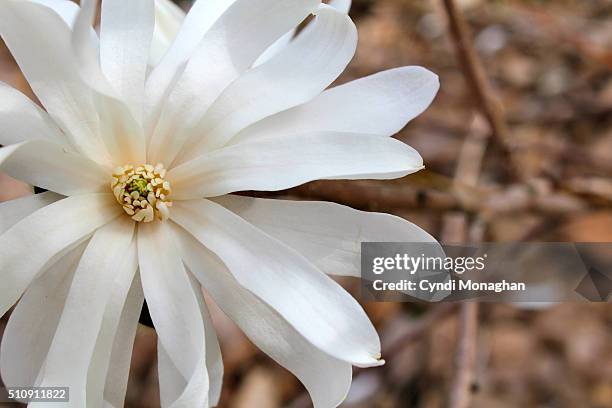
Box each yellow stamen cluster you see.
[111,163,172,223]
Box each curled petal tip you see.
[353,354,386,368]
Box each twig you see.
[441,212,480,408]
[440,2,494,402]
[248,180,461,212]
[564,177,612,203]
[441,213,480,408]
[251,178,591,216]
[453,114,489,188]
[448,302,479,408]
[441,0,513,170]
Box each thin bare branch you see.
[441,0,513,171]
[448,302,480,408]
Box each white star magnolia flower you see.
[0,0,441,407]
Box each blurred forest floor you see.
[1,0,612,407]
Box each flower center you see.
[111,163,172,223]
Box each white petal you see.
[148,0,235,84]
[212,198,450,303]
[138,222,210,408]
[214,197,450,303]
[148,0,320,166]
[156,276,223,408]
[73,0,146,165]
[0,242,86,390]
[155,272,224,408]
[36,217,136,406]
[0,193,121,319]
[95,93,148,166]
[149,0,185,66]
[253,0,352,68]
[0,82,68,146]
[100,0,155,122]
[233,67,440,144]
[176,4,357,163]
[70,0,117,100]
[189,273,224,406]
[0,141,110,196]
[0,192,62,234]
[329,0,352,14]
[251,29,295,67]
[28,0,80,27]
[173,224,354,407]
[171,199,383,367]
[166,0,236,57]
[168,132,423,200]
[144,0,236,139]
[213,195,441,276]
[86,242,140,408]
[102,273,144,408]
[0,0,107,164]
[157,342,187,408]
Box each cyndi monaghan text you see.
[372,279,526,293]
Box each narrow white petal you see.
[28,0,80,27]
[0,82,68,147]
[149,0,185,66]
[145,0,237,139]
[86,243,140,408]
[0,141,110,196]
[165,0,237,58]
[189,273,224,406]
[329,0,352,14]
[156,275,223,408]
[100,0,155,122]
[138,223,210,407]
[0,243,86,390]
[234,67,440,144]
[0,0,107,164]
[70,0,115,100]
[148,0,236,86]
[0,194,121,319]
[213,195,441,277]
[95,95,148,166]
[73,0,146,165]
[154,273,224,408]
[173,225,354,407]
[171,199,383,367]
[169,132,423,200]
[252,0,352,67]
[176,4,356,163]
[0,192,62,234]
[148,0,320,166]
[70,0,116,99]
[215,197,449,302]
[157,342,187,408]
[102,273,144,408]
[36,218,136,407]
[252,29,295,67]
